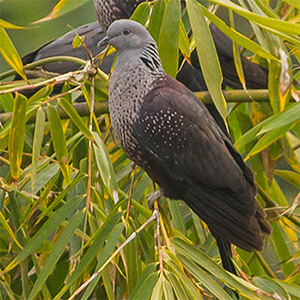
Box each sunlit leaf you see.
[9,93,27,179]
[0,28,27,81]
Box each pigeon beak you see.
[98,36,110,48]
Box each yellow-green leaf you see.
[58,98,94,141]
[47,104,71,184]
[0,27,27,81]
[9,93,27,179]
[0,19,25,29]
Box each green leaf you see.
[271,222,296,277]
[72,35,84,48]
[81,223,124,300]
[130,2,150,26]
[148,0,165,42]
[58,98,94,141]
[245,122,296,160]
[186,0,227,119]
[251,277,289,299]
[28,210,85,300]
[210,0,300,35]
[164,250,202,299]
[164,271,190,300]
[0,212,22,249]
[178,20,190,57]
[31,107,45,191]
[274,170,300,189]
[93,132,119,203]
[234,102,300,151]
[158,0,181,77]
[177,254,232,299]
[171,237,261,299]
[54,211,123,300]
[0,92,14,112]
[47,104,71,184]
[2,195,84,274]
[202,6,276,61]
[0,19,25,29]
[9,93,27,179]
[150,273,163,300]
[130,272,159,300]
[162,276,174,300]
[0,28,27,81]
[130,263,157,300]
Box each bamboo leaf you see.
[9,93,27,179]
[47,104,71,184]
[93,132,119,203]
[150,273,163,300]
[274,170,300,189]
[210,0,300,35]
[0,212,22,249]
[130,2,150,26]
[171,237,261,299]
[2,195,84,274]
[130,272,159,300]
[148,0,165,43]
[164,271,190,300]
[58,98,94,141]
[235,102,300,151]
[54,211,123,299]
[177,254,232,299]
[31,107,45,191]
[0,19,25,29]
[158,0,181,77]
[245,122,296,160]
[186,0,227,119]
[201,6,276,61]
[81,223,124,300]
[28,210,85,300]
[0,28,27,81]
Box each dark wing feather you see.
[132,75,266,251]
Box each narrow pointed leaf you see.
[28,209,85,300]
[58,98,94,141]
[2,195,84,274]
[31,107,45,191]
[9,93,27,179]
[47,104,71,184]
[93,132,118,203]
[186,0,227,119]
[0,28,27,81]
[158,0,181,77]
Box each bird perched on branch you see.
[98,19,271,275]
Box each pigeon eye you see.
[123,28,130,35]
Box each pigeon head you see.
[98,20,156,52]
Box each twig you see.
[68,210,159,300]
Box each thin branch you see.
[3,89,299,125]
[0,56,87,81]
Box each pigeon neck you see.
[115,42,164,77]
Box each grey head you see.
[99,19,156,52]
[94,0,144,31]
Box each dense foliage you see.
[0,0,299,299]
